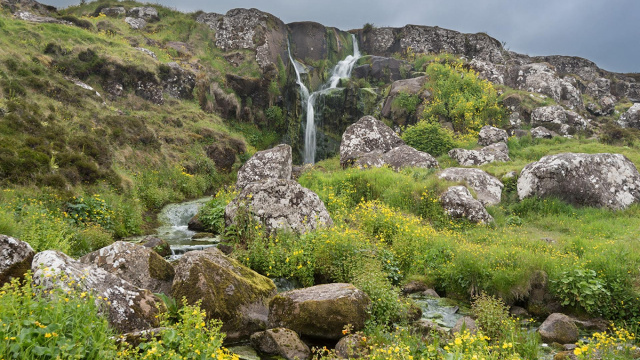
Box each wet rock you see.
[439,167,504,206]
[382,145,439,171]
[187,214,206,232]
[618,103,640,129]
[268,283,370,340]
[140,236,171,258]
[32,250,164,333]
[448,142,510,166]
[81,241,175,296]
[0,235,34,286]
[171,247,276,341]
[335,333,369,359]
[538,313,579,344]
[401,280,429,295]
[518,152,640,210]
[440,186,493,224]
[250,328,310,360]
[236,144,292,190]
[340,115,405,168]
[509,306,530,319]
[128,7,158,20]
[452,316,477,334]
[423,289,440,298]
[531,126,555,139]
[124,17,146,30]
[478,125,508,146]
[413,319,449,337]
[226,179,333,233]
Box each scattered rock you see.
[161,62,195,100]
[124,17,146,30]
[140,236,171,258]
[0,235,35,286]
[448,143,510,166]
[171,247,276,341]
[14,10,72,25]
[250,328,311,360]
[617,103,640,129]
[236,144,292,190]
[538,313,579,344]
[452,316,477,334]
[80,241,174,296]
[128,7,158,20]
[478,125,508,146]
[440,186,494,224]
[518,152,640,210]
[381,145,439,171]
[134,47,157,59]
[32,250,164,333]
[340,116,405,168]
[571,317,608,332]
[268,283,371,340]
[335,333,369,359]
[226,179,332,233]
[530,126,554,139]
[439,168,504,206]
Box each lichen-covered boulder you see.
[140,236,171,258]
[127,7,158,20]
[250,328,311,360]
[101,7,125,17]
[32,250,164,333]
[124,17,146,30]
[517,153,640,210]
[382,145,439,171]
[81,241,174,296]
[354,150,385,169]
[469,59,506,85]
[538,313,579,344]
[226,179,332,233]
[507,63,582,110]
[439,168,504,206]
[171,247,276,341]
[236,144,292,189]
[268,283,371,340]
[530,106,589,135]
[440,186,493,224]
[340,116,405,168]
[448,142,510,166]
[531,126,555,139]
[478,125,508,146]
[335,333,369,359]
[618,103,640,129]
[0,235,34,286]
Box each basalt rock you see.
[353,55,411,83]
[439,168,504,206]
[236,144,292,189]
[478,125,508,146]
[530,126,555,139]
[518,152,640,209]
[440,186,493,224]
[340,116,405,167]
[506,63,583,110]
[0,235,34,286]
[161,62,195,100]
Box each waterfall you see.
[288,35,361,164]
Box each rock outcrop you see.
[518,153,640,210]
[268,283,371,340]
[538,313,579,344]
[32,250,164,333]
[440,186,493,224]
[439,168,503,206]
[236,144,292,189]
[340,115,405,167]
[530,105,589,135]
[506,63,583,110]
[353,55,411,83]
[0,235,34,286]
[80,241,174,296]
[171,247,276,341]
[478,125,508,146]
[250,328,311,360]
[226,179,332,233]
[381,76,429,126]
[618,103,640,129]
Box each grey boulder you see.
[538,313,579,344]
[440,186,494,224]
[530,126,555,139]
[381,145,438,171]
[236,144,292,189]
[448,142,510,166]
[478,125,508,146]
[439,167,504,206]
[340,116,404,167]
[0,235,35,286]
[618,103,640,129]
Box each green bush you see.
[402,121,455,156]
[552,268,610,316]
[392,92,421,115]
[264,105,284,130]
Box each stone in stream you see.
[538,313,579,344]
[250,328,311,360]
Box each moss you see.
[148,251,175,281]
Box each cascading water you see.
[289,35,361,164]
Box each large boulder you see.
[440,186,494,224]
[381,145,439,171]
[439,168,504,206]
[448,142,510,166]
[340,116,405,167]
[617,103,640,129]
[226,179,333,233]
[80,241,174,296]
[236,144,292,189]
[0,235,34,286]
[268,283,371,340]
[250,328,311,360]
[538,313,579,344]
[478,125,508,146]
[32,250,164,333]
[124,17,146,30]
[518,153,640,210]
[171,247,276,341]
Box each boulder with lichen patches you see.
[0,235,35,286]
[171,247,276,341]
[538,313,579,344]
[439,167,504,206]
[340,115,405,168]
[478,125,508,146]
[236,144,292,189]
[250,328,311,360]
[440,186,493,224]
[381,145,439,171]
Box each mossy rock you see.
[268,283,370,340]
[171,247,276,341]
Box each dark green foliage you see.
[402,121,455,156]
[599,122,639,146]
[59,15,94,30]
[198,197,226,234]
[264,105,284,130]
[392,91,420,115]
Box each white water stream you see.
[289,35,361,164]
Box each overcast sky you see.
[42,0,640,73]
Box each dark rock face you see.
[80,241,175,296]
[353,55,411,83]
[171,247,276,341]
[518,153,640,209]
[32,250,164,333]
[617,103,640,129]
[288,21,352,63]
[440,186,493,224]
[340,116,405,167]
[236,144,292,189]
[226,179,333,233]
[439,168,504,206]
[101,7,125,17]
[161,62,195,100]
[382,145,439,171]
[250,328,311,360]
[268,283,371,340]
[0,235,34,286]
[538,313,579,344]
[478,125,508,146]
[448,143,510,166]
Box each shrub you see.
[264,105,284,130]
[402,121,455,156]
[552,268,610,316]
[392,92,421,115]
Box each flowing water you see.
[289,35,361,164]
